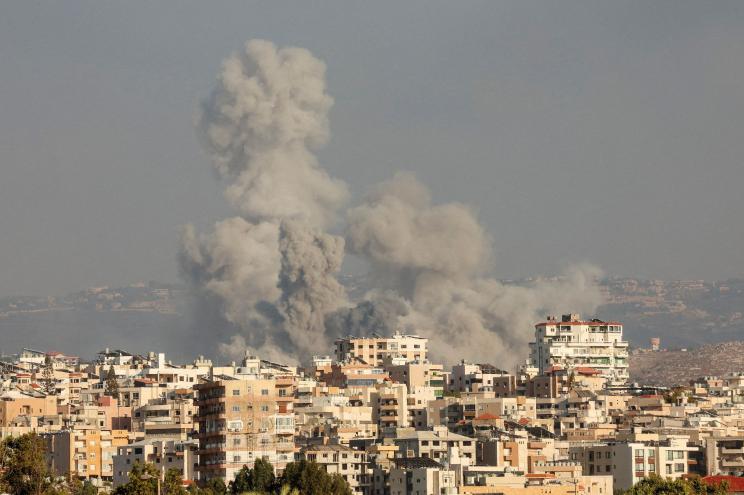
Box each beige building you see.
[335,333,428,366]
[45,427,129,481]
[569,437,695,491]
[113,438,198,487]
[388,458,457,495]
[0,392,57,427]
[393,426,476,464]
[300,444,369,494]
[195,375,294,482]
[705,436,744,475]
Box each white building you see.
[529,314,629,386]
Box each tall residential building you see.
[529,314,629,386]
[334,333,428,366]
[194,375,294,483]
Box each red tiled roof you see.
[703,476,744,493]
[518,417,531,425]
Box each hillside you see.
[629,341,744,386]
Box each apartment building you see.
[569,437,695,491]
[113,438,198,487]
[0,391,57,427]
[194,375,294,482]
[448,362,513,394]
[300,444,369,494]
[385,361,445,398]
[388,458,457,495]
[45,427,129,482]
[393,426,476,464]
[335,333,428,366]
[529,314,629,386]
[705,436,744,475]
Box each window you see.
[261,389,269,396]
[666,465,672,475]
[666,451,674,461]
[232,390,240,396]
[634,449,643,457]
[675,463,685,473]
[232,405,240,412]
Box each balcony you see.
[721,446,744,455]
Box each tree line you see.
[0,434,351,495]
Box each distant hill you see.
[629,342,744,386]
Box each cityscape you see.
[2,2,744,495]
[4,312,744,495]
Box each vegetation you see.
[104,366,120,400]
[112,461,159,495]
[0,435,349,495]
[276,459,351,495]
[42,355,56,395]
[164,468,188,495]
[189,459,350,495]
[0,432,58,495]
[230,458,275,494]
[624,475,728,495]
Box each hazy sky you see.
[1,1,743,298]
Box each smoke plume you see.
[180,40,348,363]
[181,39,604,368]
[343,172,603,367]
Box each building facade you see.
[529,314,629,386]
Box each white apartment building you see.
[529,314,629,386]
[335,333,428,366]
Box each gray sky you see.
[1,1,743,298]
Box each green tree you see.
[164,468,187,495]
[104,366,119,400]
[230,465,252,494]
[112,461,158,495]
[229,458,276,494]
[624,475,728,495]
[278,460,351,495]
[0,433,52,495]
[78,480,98,495]
[42,356,56,395]
[205,477,227,495]
[251,458,275,494]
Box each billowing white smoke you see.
[180,40,348,363]
[181,39,604,368]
